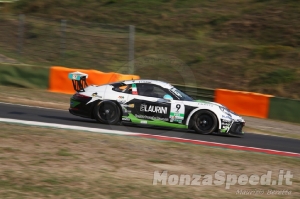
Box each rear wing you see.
[68,71,88,92]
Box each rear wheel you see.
[93,101,120,124]
[192,110,218,134]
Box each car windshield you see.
[169,87,194,101]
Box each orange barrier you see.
[215,89,273,118]
[49,66,140,94]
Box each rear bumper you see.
[69,107,91,118]
[69,96,94,118]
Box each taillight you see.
[74,93,90,99]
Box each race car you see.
[68,71,245,136]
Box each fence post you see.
[17,14,25,57]
[60,19,67,61]
[128,25,135,74]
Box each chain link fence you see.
[0,14,135,73]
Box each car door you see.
[125,83,172,123]
[169,100,185,124]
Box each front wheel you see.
[93,101,120,125]
[192,110,218,134]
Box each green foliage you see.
[187,55,205,65]
[12,0,30,10]
[64,51,80,58]
[7,0,300,46]
[254,0,272,2]
[209,15,232,26]
[252,45,293,59]
[1,0,300,98]
[250,69,296,86]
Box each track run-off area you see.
[0,102,299,158]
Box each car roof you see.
[123,79,174,89]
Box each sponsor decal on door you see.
[140,104,168,114]
[170,103,185,123]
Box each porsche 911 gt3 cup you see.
[68,71,245,136]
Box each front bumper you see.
[228,122,245,135]
[219,119,245,136]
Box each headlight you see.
[219,106,225,112]
[219,106,232,117]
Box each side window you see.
[124,84,133,94]
[137,83,169,98]
[153,86,168,98]
[111,83,131,93]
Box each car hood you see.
[193,99,223,107]
[192,99,244,122]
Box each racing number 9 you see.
[176,104,181,112]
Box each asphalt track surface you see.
[1,103,300,154]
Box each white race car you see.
[68,72,245,136]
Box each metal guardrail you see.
[173,84,215,102]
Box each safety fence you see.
[176,84,300,123]
[173,84,214,102]
[178,86,300,124]
[268,97,300,124]
[0,14,134,73]
[0,64,49,89]
[0,64,139,93]
[215,89,273,119]
[49,66,139,94]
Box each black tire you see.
[93,101,120,125]
[191,110,218,134]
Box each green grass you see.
[147,158,168,164]
[250,68,297,86]
[0,0,300,98]
[56,148,74,156]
